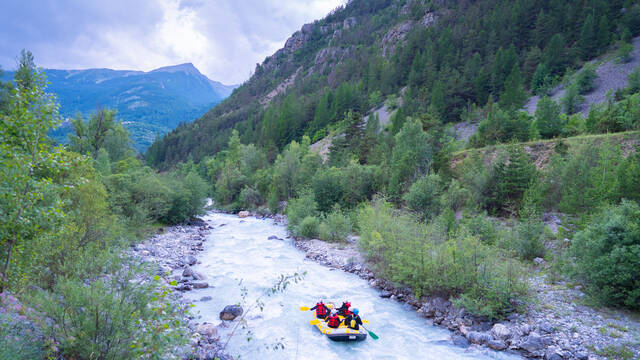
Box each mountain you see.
[2,63,237,152]
[147,0,640,168]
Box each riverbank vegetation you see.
[0,52,207,359]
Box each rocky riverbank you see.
[284,219,640,360]
[132,218,234,360]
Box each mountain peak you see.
[151,63,201,76]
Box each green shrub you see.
[239,186,263,209]
[297,216,320,238]
[575,66,597,94]
[312,168,344,213]
[535,96,564,137]
[358,200,528,319]
[616,42,634,63]
[318,208,352,242]
[35,261,188,359]
[403,173,443,219]
[570,201,640,310]
[459,213,499,245]
[515,218,546,260]
[285,191,318,231]
[628,68,640,94]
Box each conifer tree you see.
[493,148,536,213]
[543,34,566,75]
[535,96,563,138]
[500,63,527,110]
[596,15,611,50]
[578,14,597,60]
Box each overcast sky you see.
[0,0,345,84]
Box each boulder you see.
[238,211,250,218]
[466,331,491,345]
[520,323,531,336]
[220,305,243,321]
[491,323,512,341]
[452,335,470,348]
[182,267,194,277]
[488,339,508,350]
[544,346,564,360]
[192,282,209,289]
[533,257,547,266]
[186,255,198,266]
[538,321,555,334]
[267,235,282,241]
[520,332,545,354]
[200,296,213,302]
[574,351,589,360]
[379,291,392,298]
[197,323,219,339]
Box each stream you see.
[183,212,521,360]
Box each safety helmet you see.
[352,308,359,315]
[345,301,351,307]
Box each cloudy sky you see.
[0,0,345,84]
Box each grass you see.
[451,130,640,169]
[587,344,635,360]
[609,322,630,333]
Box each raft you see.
[312,315,368,342]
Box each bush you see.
[628,68,640,94]
[515,219,546,260]
[312,168,344,213]
[535,96,564,138]
[616,42,634,63]
[459,213,499,245]
[575,66,597,94]
[34,260,188,359]
[285,191,318,231]
[403,173,443,219]
[358,200,528,319]
[318,208,352,242]
[297,216,320,238]
[570,201,640,309]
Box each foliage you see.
[389,118,433,197]
[615,42,634,64]
[535,96,564,138]
[285,191,318,232]
[403,173,443,219]
[35,261,188,359]
[318,208,352,242]
[515,218,546,261]
[471,104,532,147]
[570,201,640,310]
[358,199,527,319]
[298,216,321,238]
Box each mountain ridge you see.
[1,63,238,152]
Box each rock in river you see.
[220,305,243,320]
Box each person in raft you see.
[336,301,352,316]
[343,308,363,330]
[326,311,342,329]
[310,300,330,319]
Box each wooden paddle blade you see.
[309,319,321,325]
[300,306,310,311]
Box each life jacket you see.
[338,302,352,316]
[315,302,327,316]
[327,315,340,328]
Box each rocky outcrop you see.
[381,13,438,57]
[237,211,250,218]
[310,46,353,76]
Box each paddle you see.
[300,306,310,311]
[310,319,321,325]
[361,324,379,340]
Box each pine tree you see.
[578,14,597,60]
[596,15,611,51]
[543,34,566,75]
[531,63,550,95]
[535,96,563,138]
[494,148,536,213]
[500,63,527,110]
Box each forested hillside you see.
[148,0,640,167]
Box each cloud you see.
[0,0,345,84]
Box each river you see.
[183,212,521,360]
